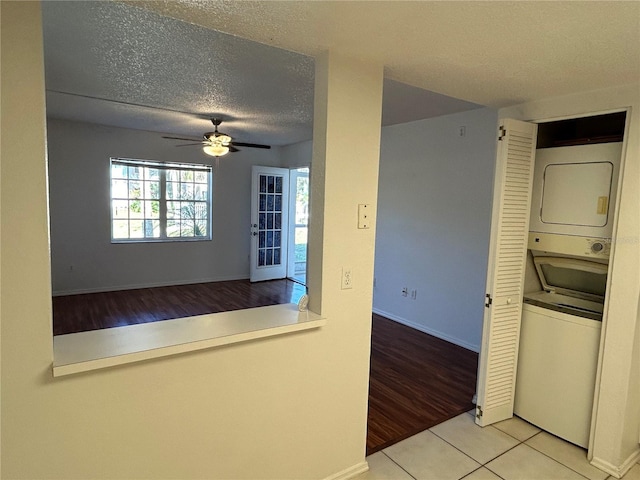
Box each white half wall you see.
[47,118,283,294]
[373,108,498,352]
[1,4,383,478]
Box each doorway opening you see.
[288,167,309,285]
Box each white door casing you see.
[475,119,538,426]
[250,166,290,282]
[287,168,309,281]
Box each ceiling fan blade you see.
[229,146,240,153]
[230,141,271,149]
[162,135,203,142]
[175,142,205,147]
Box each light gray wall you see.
[47,118,283,294]
[49,107,498,353]
[373,107,498,351]
[281,139,312,168]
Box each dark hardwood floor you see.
[366,313,478,455]
[52,279,306,335]
[53,282,478,456]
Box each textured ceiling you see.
[42,1,639,146]
[42,1,480,146]
[131,0,640,107]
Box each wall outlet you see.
[411,289,417,300]
[401,287,408,297]
[342,267,353,290]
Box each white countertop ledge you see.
[53,304,325,377]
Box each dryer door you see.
[529,142,622,238]
[541,162,613,227]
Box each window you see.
[110,158,212,242]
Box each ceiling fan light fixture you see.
[164,118,270,155]
[216,134,232,145]
[204,132,232,145]
[203,144,230,157]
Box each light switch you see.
[358,204,371,229]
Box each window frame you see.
[110,157,213,243]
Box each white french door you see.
[249,166,290,282]
[475,119,538,426]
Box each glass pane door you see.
[250,166,289,282]
[257,173,284,267]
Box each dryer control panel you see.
[529,232,610,261]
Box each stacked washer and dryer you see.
[514,141,622,449]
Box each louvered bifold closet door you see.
[475,119,537,427]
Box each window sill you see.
[52,304,325,377]
[111,237,212,244]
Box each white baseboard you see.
[323,461,368,480]
[372,308,480,353]
[590,448,640,479]
[52,274,249,296]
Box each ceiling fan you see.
[162,118,271,157]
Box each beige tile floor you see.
[357,411,640,480]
